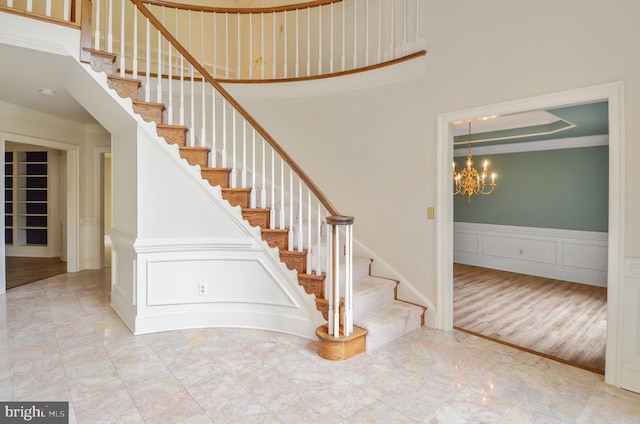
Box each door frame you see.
[0,133,80,295]
[435,82,625,386]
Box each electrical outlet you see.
[199,283,207,295]
[427,207,435,220]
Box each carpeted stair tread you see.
[351,276,397,321]
[356,301,423,350]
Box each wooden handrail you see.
[130,0,341,217]
[139,0,342,14]
[220,50,427,84]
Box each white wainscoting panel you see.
[454,222,608,287]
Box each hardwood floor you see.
[453,263,607,374]
[5,256,68,290]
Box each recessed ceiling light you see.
[38,88,57,96]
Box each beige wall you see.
[235,0,640,305]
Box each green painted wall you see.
[453,146,609,232]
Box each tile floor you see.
[1,269,639,423]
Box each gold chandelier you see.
[453,121,497,201]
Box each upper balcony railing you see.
[0,0,79,25]
[91,0,425,81]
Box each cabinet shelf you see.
[4,150,48,247]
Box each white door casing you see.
[436,82,626,389]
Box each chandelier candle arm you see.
[453,121,497,201]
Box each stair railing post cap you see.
[326,215,354,225]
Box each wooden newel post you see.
[326,215,354,337]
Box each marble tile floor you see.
[1,269,639,423]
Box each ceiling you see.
[453,102,609,147]
[0,43,98,124]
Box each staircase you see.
[84,45,425,358]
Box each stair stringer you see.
[66,60,325,339]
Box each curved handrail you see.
[219,50,426,84]
[139,0,342,14]
[131,0,341,217]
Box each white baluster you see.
[318,5,322,73]
[63,0,70,21]
[156,41,163,107]
[389,0,395,58]
[261,12,265,79]
[288,168,294,250]
[45,0,51,18]
[201,80,206,148]
[119,0,125,77]
[306,189,312,270]
[145,18,150,102]
[269,149,275,228]
[242,121,247,188]
[225,12,229,79]
[94,0,101,50]
[341,0,346,71]
[157,8,163,103]
[316,201,321,275]
[107,0,113,52]
[211,89,216,167]
[279,160,285,230]
[231,110,237,187]
[344,223,353,336]
[416,0,422,47]
[221,99,227,167]
[333,224,340,337]
[297,180,303,252]
[250,129,256,208]
[272,12,276,78]
[353,0,358,68]
[283,10,288,78]
[179,55,185,126]
[189,64,195,146]
[377,0,382,63]
[295,9,299,77]
[132,7,137,77]
[249,13,253,80]
[261,139,267,209]
[403,0,408,54]
[306,7,311,76]
[167,42,173,125]
[330,2,334,73]
[365,0,370,66]
[213,12,217,78]
[326,222,334,334]
[237,14,241,78]
[26,0,32,13]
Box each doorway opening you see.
[1,133,80,294]
[436,82,625,386]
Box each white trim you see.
[94,146,111,270]
[454,222,608,287]
[132,237,257,253]
[437,82,625,387]
[0,132,80,280]
[454,134,609,157]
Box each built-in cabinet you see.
[4,146,59,257]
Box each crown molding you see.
[454,134,609,157]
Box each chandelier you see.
[453,121,497,201]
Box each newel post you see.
[80,0,92,63]
[326,215,355,337]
